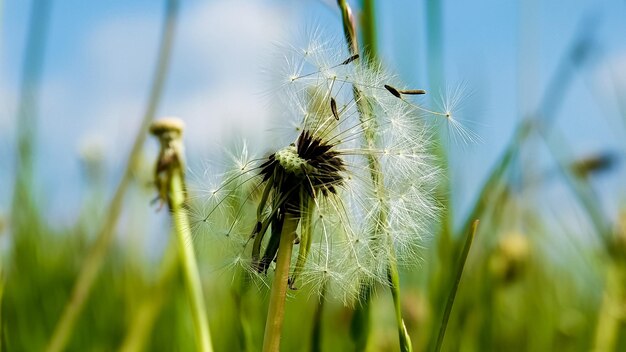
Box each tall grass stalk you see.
[0,269,4,352]
[262,213,299,352]
[456,20,596,239]
[593,261,625,352]
[337,1,413,350]
[45,1,179,351]
[10,0,52,239]
[119,238,179,352]
[539,129,623,352]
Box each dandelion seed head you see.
[192,28,449,303]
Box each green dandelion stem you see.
[361,0,377,63]
[262,213,299,352]
[338,1,413,350]
[169,168,214,352]
[290,197,313,289]
[337,0,357,55]
[388,255,413,352]
[433,219,479,352]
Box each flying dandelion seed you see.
[190,31,442,303]
[435,82,482,146]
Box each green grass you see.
[2,0,625,351]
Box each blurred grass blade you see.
[119,242,179,352]
[10,0,52,235]
[45,1,179,351]
[593,261,625,352]
[539,128,611,248]
[349,286,372,351]
[457,17,597,238]
[433,219,479,352]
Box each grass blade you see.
[433,219,479,352]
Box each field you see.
[1,1,625,351]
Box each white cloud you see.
[77,0,291,157]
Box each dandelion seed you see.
[341,54,360,65]
[433,83,483,145]
[330,97,339,120]
[384,84,402,99]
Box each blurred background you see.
[1,0,626,351]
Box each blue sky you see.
[2,0,626,234]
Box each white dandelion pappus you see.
[190,32,441,304]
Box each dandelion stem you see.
[433,219,479,352]
[337,1,413,350]
[262,213,299,352]
[45,2,178,351]
[388,255,413,352]
[169,168,214,352]
[361,0,378,63]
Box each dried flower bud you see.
[150,117,186,208]
[149,116,185,137]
